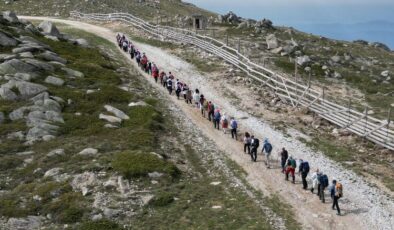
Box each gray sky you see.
[186,0,394,25]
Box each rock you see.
[7,131,25,141]
[270,47,283,54]
[128,101,149,107]
[61,67,84,78]
[103,208,121,218]
[2,11,19,23]
[0,59,39,75]
[0,31,18,46]
[104,105,129,120]
[45,76,64,86]
[75,38,89,47]
[38,21,61,38]
[47,149,65,157]
[333,71,342,79]
[9,106,29,120]
[148,172,164,178]
[44,35,59,42]
[44,167,62,178]
[381,70,390,77]
[91,214,103,221]
[19,52,34,59]
[237,21,248,29]
[331,55,341,63]
[0,86,17,100]
[266,34,279,49]
[99,113,122,123]
[38,51,67,64]
[16,81,47,99]
[15,73,32,81]
[86,89,96,94]
[7,216,42,230]
[104,124,118,129]
[117,176,130,195]
[25,24,40,34]
[212,206,222,209]
[370,42,390,51]
[71,172,97,196]
[296,55,311,66]
[33,98,62,112]
[0,111,4,124]
[210,181,221,186]
[26,124,59,141]
[221,11,241,24]
[16,151,35,156]
[42,135,55,141]
[23,58,55,72]
[78,148,98,156]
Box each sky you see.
[185,0,394,48]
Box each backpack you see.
[321,174,329,188]
[302,162,310,173]
[223,118,228,126]
[290,159,296,168]
[253,138,260,148]
[336,183,343,198]
[264,143,272,153]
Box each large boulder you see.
[23,58,55,72]
[0,59,39,75]
[0,87,18,100]
[61,67,84,78]
[7,216,42,230]
[26,123,59,141]
[296,55,311,66]
[222,11,241,24]
[370,42,391,51]
[266,34,279,50]
[2,11,19,23]
[0,31,18,46]
[38,21,61,38]
[1,80,47,100]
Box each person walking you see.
[285,156,297,183]
[208,101,215,121]
[175,80,182,99]
[262,138,273,168]
[230,117,238,140]
[186,88,193,104]
[318,173,329,203]
[243,132,251,154]
[310,169,321,194]
[280,148,288,173]
[193,89,200,108]
[213,108,221,130]
[159,71,165,85]
[331,180,343,215]
[250,136,260,162]
[299,159,310,190]
[221,113,229,134]
[167,78,173,95]
[200,94,206,117]
[152,63,159,83]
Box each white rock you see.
[91,214,103,221]
[16,151,35,156]
[42,135,56,141]
[210,181,221,186]
[212,205,222,209]
[44,167,62,178]
[104,124,118,129]
[47,149,65,157]
[148,172,164,178]
[104,105,129,120]
[45,76,64,86]
[381,70,390,77]
[99,113,122,123]
[128,101,149,107]
[78,148,98,156]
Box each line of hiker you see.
[116,33,344,216]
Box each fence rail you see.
[70,11,394,151]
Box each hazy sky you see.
[186,0,394,25]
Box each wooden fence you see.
[70,11,394,151]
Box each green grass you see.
[80,219,124,230]
[112,151,180,179]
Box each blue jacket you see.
[262,140,272,154]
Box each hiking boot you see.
[336,213,341,216]
[310,188,314,194]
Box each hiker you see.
[147,62,152,74]
[299,159,310,190]
[175,80,182,99]
[193,89,200,108]
[221,113,229,134]
[330,180,342,215]
[208,101,215,121]
[280,148,288,173]
[141,53,148,71]
[168,72,174,80]
[310,169,321,194]
[159,71,165,85]
[167,78,173,95]
[318,173,329,203]
[243,132,251,154]
[262,138,273,168]
[135,51,141,66]
[230,117,238,140]
[129,44,135,59]
[250,135,260,162]
[152,64,159,83]
[213,108,221,130]
[122,40,128,52]
[285,156,297,183]
[203,99,209,118]
[200,94,206,117]
[163,72,168,88]
[186,88,193,104]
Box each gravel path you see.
[20,16,394,230]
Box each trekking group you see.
[116,33,344,216]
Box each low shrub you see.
[43,192,87,224]
[80,219,124,230]
[149,192,175,207]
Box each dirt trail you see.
[21,16,394,230]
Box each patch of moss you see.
[43,192,87,224]
[112,151,180,179]
[149,192,175,207]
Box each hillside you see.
[0,0,216,20]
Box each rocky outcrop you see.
[38,21,61,38]
[221,11,241,24]
[2,11,19,23]
[266,34,279,50]
[0,31,18,46]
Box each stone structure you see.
[191,14,207,30]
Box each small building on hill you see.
[191,14,207,30]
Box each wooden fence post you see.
[387,108,392,143]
